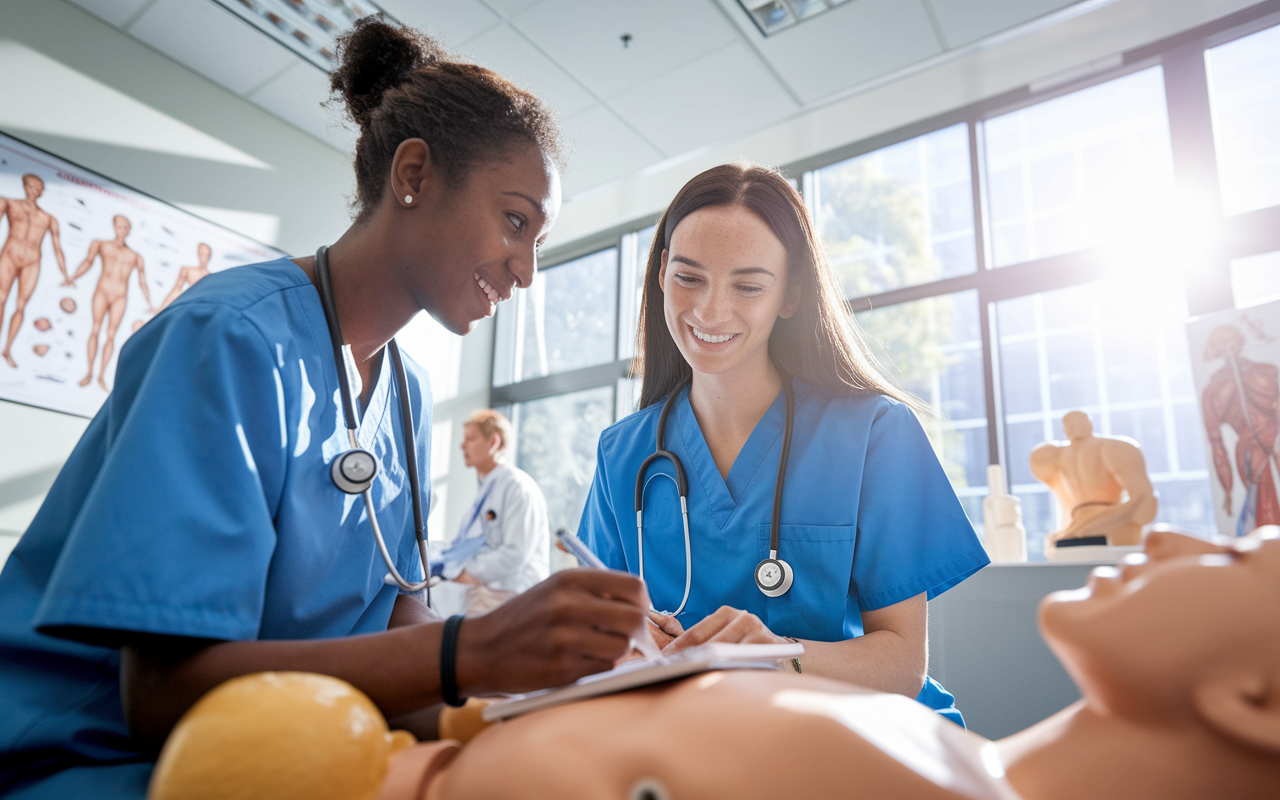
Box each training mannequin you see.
[147,527,1280,800]
[1030,411,1157,547]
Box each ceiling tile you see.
[559,104,662,195]
[926,0,1082,48]
[375,0,500,46]
[461,24,594,117]
[610,42,798,157]
[127,0,295,96]
[480,0,545,18]
[749,0,944,104]
[512,0,738,99]
[65,0,155,28]
[248,62,355,152]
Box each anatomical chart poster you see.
[1186,298,1280,538]
[0,131,283,418]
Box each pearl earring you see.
[404,195,413,204]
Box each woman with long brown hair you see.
[579,162,989,725]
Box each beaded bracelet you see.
[784,636,802,674]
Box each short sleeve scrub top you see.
[0,259,431,798]
[580,381,990,725]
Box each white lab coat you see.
[443,464,550,593]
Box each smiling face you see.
[408,143,561,336]
[658,205,796,380]
[1040,528,1280,718]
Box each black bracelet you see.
[440,614,466,708]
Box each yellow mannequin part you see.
[148,672,415,800]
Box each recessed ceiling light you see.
[210,0,397,71]
[741,1,795,35]
[737,0,848,37]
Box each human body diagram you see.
[0,174,67,368]
[1201,324,1280,535]
[159,243,212,310]
[66,215,152,391]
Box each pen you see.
[557,529,664,661]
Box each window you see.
[1230,250,1280,308]
[814,124,975,296]
[856,290,989,527]
[494,13,1280,557]
[493,247,618,387]
[996,279,1212,559]
[511,386,614,537]
[983,68,1175,268]
[1206,24,1280,215]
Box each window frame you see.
[489,1,1280,525]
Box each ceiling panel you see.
[248,62,355,153]
[926,0,1082,48]
[127,0,294,96]
[481,0,546,17]
[610,42,798,157]
[65,0,155,28]
[462,24,594,117]
[559,104,662,194]
[748,0,944,103]
[374,0,500,46]
[512,0,738,99]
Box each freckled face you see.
[659,206,796,379]
[408,144,561,336]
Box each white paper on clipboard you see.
[481,641,804,722]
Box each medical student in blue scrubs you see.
[0,18,650,798]
[580,163,990,725]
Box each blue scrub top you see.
[580,381,988,722]
[0,259,430,797]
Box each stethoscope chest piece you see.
[755,555,793,597]
[331,448,377,494]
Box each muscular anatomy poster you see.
[1187,299,1280,538]
[0,131,283,418]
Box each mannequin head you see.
[1041,527,1280,748]
[1060,411,1093,441]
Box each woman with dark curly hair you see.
[0,17,649,798]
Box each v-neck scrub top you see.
[0,259,430,798]
[580,381,989,720]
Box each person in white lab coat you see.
[439,410,550,594]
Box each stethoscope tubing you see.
[637,375,794,615]
[316,246,432,597]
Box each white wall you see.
[0,0,343,552]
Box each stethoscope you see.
[315,245,432,598]
[636,375,796,616]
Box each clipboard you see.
[481,641,804,722]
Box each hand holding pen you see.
[557,529,665,661]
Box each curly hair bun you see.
[330,16,442,129]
